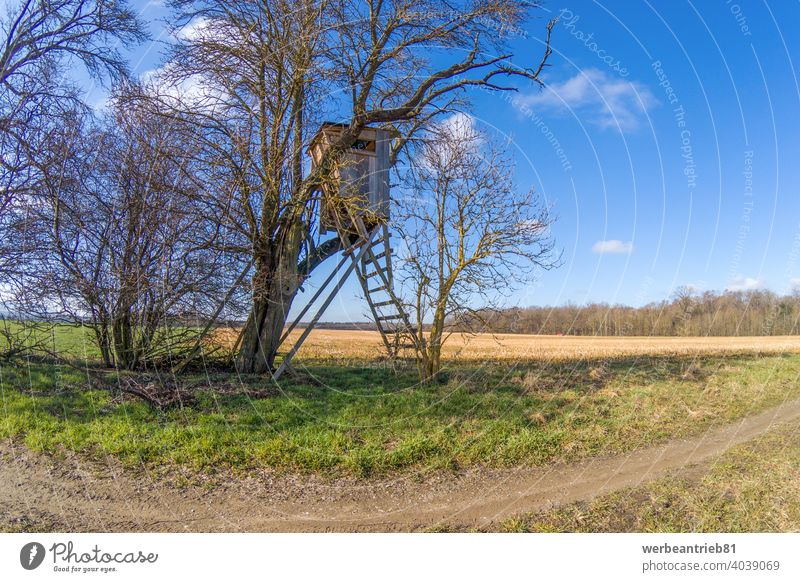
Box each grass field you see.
[501,421,800,532]
[3,326,800,477]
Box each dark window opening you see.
[350,139,376,152]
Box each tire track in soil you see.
[3,397,800,532]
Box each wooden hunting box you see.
[308,122,394,234]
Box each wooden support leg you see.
[272,231,376,380]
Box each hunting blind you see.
[308,122,393,233]
[273,123,417,379]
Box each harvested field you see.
[215,329,800,362]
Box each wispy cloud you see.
[417,112,483,169]
[175,16,210,41]
[592,240,633,254]
[436,112,480,143]
[517,68,657,131]
[726,276,765,292]
[138,64,222,112]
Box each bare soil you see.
[3,397,800,532]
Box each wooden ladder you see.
[272,206,417,380]
[351,222,417,358]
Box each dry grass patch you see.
[501,420,800,532]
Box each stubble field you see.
[267,329,800,362]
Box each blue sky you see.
[72,0,800,322]
[471,0,800,311]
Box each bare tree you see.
[671,285,696,334]
[17,97,227,369]
[0,0,146,182]
[153,0,556,373]
[0,0,145,86]
[0,0,146,285]
[397,116,558,380]
[0,0,145,360]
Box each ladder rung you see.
[362,249,391,264]
[372,300,395,308]
[364,270,385,279]
[377,314,402,321]
[342,239,368,255]
[368,285,388,294]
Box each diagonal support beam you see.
[279,251,350,346]
[273,231,376,380]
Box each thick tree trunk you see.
[418,344,443,382]
[112,308,136,369]
[236,302,270,374]
[236,285,297,374]
[237,224,305,374]
[234,215,348,374]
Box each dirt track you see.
[3,397,800,532]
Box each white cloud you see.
[517,68,657,131]
[418,112,483,169]
[175,17,210,41]
[592,240,633,254]
[436,112,481,143]
[88,91,110,111]
[726,276,765,292]
[789,278,800,291]
[139,65,220,111]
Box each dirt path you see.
[3,397,800,532]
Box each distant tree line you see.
[462,287,800,337]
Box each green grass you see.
[500,420,800,532]
[2,350,800,477]
[1,320,101,357]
